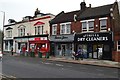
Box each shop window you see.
[57,44,61,50]
[18,43,21,49]
[60,22,71,34]
[5,41,8,50]
[52,24,57,35]
[10,41,13,49]
[117,41,120,51]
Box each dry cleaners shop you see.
[74,32,113,60]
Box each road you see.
[1,54,119,78]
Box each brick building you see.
[50,1,120,62]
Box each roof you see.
[50,10,83,24]
[50,3,115,24]
[6,27,13,30]
[77,4,114,20]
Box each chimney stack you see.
[80,1,86,10]
[89,4,91,8]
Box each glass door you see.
[97,44,103,59]
[93,44,103,59]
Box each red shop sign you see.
[34,38,40,41]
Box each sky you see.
[0,0,120,30]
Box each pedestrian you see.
[77,47,83,60]
[11,47,13,56]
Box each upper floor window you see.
[81,19,94,32]
[6,27,12,38]
[82,22,87,30]
[18,25,26,37]
[99,17,107,31]
[66,24,71,33]
[60,22,71,34]
[52,24,57,35]
[88,21,94,30]
[7,30,12,38]
[117,41,120,51]
[35,26,43,35]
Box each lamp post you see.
[0,11,5,53]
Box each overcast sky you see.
[0,0,120,30]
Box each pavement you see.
[48,56,120,68]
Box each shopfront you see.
[29,37,50,56]
[50,35,74,57]
[14,35,50,56]
[14,38,28,53]
[74,32,113,60]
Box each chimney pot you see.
[89,4,91,8]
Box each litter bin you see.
[45,52,49,58]
[38,52,42,58]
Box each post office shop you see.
[74,32,113,60]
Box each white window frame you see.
[7,30,12,38]
[52,24,57,35]
[117,41,120,51]
[18,25,25,37]
[60,22,71,34]
[99,17,107,32]
[81,19,94,32]
[35,25,44,35]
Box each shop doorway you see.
[103,45,112,60]
[61,44,66,56]
[93,44,103,59]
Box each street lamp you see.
[0,11,5,53]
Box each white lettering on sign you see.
[77,37,108,41]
